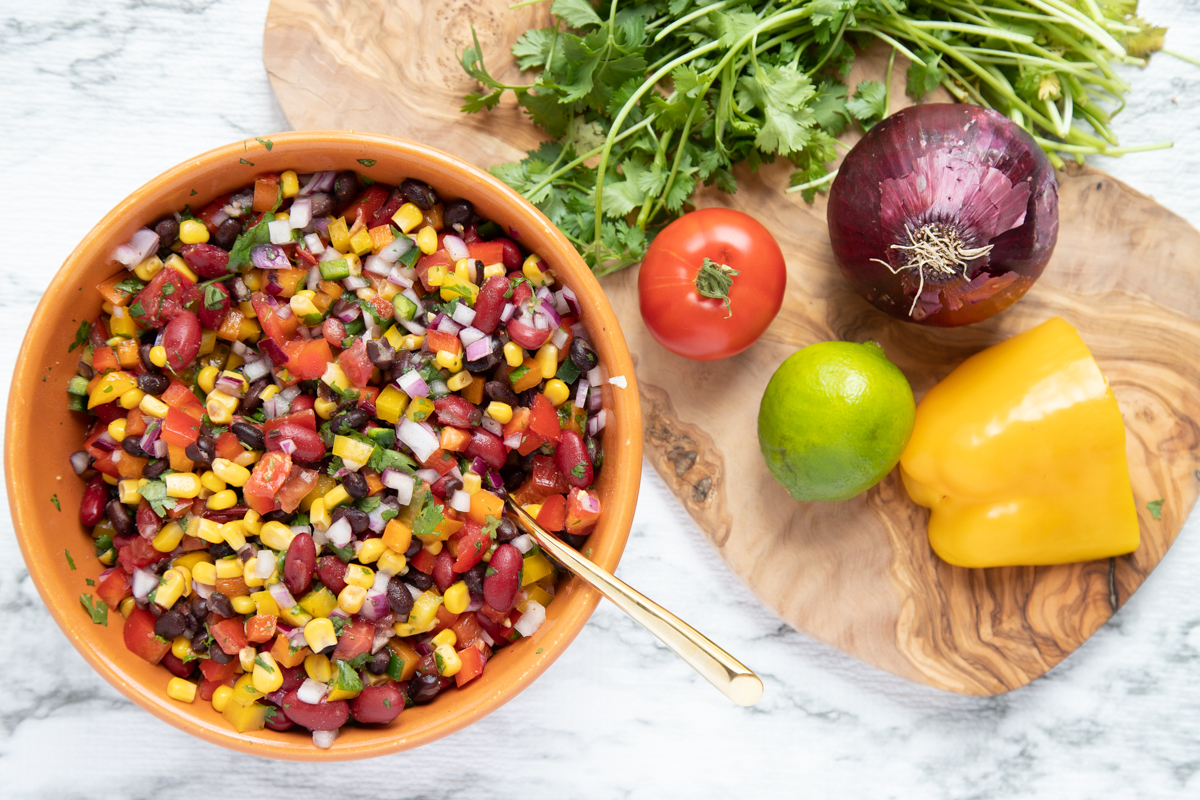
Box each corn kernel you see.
[220,520,247,549]
[413,225,437,255]
[304,653,332,683]
[242,511,263,537]
[401,334,424,351]
[535,344,559,380]
[446,370,473,392]
[199,471,226,493]
[406,396,435,422]
[280,169,299,198]
[147,345,168,368]
[215,557,244,579]
[485,401,513,424]
[154,569,186,609]
[179,219,209,245]
[357,538,386,564]
[337,585,367,614]
[321,362,351,394]
[119,597,136,617]
[303,618,338,652]
[134,255,165,282]
[544,378,570,407]
[503,341,525,368]
[259,521,295,551]
[174,565,193,598]
[231,595,256,615]
[152,521,185,553]
[434,643,462,677]
[200,331,218,358]
[423,540,443,556]
[431,628,457,649]
[171,635,195,661]
[102,474,118,486]
[239,647,257,672]
[329,217,351,252]
[118,479,143,505]
[185,517,221,544]
[376,549,407,577]
[309,497,331,532]
[208,458,249,488]
[164,472,201,498]
[192,561,217,585]
[206,489,238,511]
[205,390,237,424]
[433,348,463,373]
[243,558,265,589]
[166,677,198,703]
[523,253,550,286]
[392,203,424,233]
[290,292,320,318]
[460,472,482,496]
[483,263,506,281]
[195,366,219,395]
[139,394,169,418]
[322,485,350,510]
[314,397,337,420]
[211,685,234,713]
[344,564,374,589]
[443,582,470,615]
[119,388,146,410]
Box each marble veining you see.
[2,0,1199,796]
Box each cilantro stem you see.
[653,0,731,44]
[1163,49,1200,68]
[785,170,838,194]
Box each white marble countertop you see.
[2,1,1199,796]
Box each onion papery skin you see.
[828,104,1058,327]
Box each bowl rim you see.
[6,131,642,760]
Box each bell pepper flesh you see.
[899,317,1139,568]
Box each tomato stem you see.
[694,258,740,318]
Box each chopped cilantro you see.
[356,496,382,514]
[256,137,273,151]
[331,615,348,636]
[412,493,445,540]
[68,321,91,353]
[356,158,377,167]
[536,648,543,654]
[570,464,587,480]
[79,594,108,626]
[228,213,275,270]
[1147,499,1164,520]
[140,480,182,517]
[359,174,376,186]
[240,158,254,166]
[482,515,501,540]
[254,655,275,674]
[128,300,146,320]
[508,365,530,387]
[334,659,364,692]
[160,282,175,297]
[327,542,356,563]
[383,698,392,708]
[370,447,416,475]
[51,494,61,512]
[85,578,95,586]
[189,189,198,196]
[65,549,75,569]
[203,284,226,311]
[113,277,146,298]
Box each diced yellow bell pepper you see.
[223,700,270,733]
[332,435,375,466]
[298,586,338,619]
[88,371,138,409]
[375,385,409,424]
[521,551,555,586]
[328,217,351,253]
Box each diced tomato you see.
[416,250,454,292]
[527,392,562,443]
[565,489,601,534]
[356,385,380,415]
[95,570,130,609]
[130,268,201,329]
[450,613,484,649]
[410,548,436,574]
[338,337,373,387]
[342,186,389,226]
[290,394,315,415]
[465,241,504,266]
[243,451,292,515]
[530,455,568,499]
[196,194,233,233]
[281,338,334,381]
[261,409,316,437]
[331,617,374,661]
[123,608,170,665]
[452,520,490,573]
[116,536,169,572]
[251,292,299,344]
[418,448,457,476]
[162,380,205,420]
[214,430,244,461]
[425,329,462,356]
[210,618,249,656]
[455,645,486,688]
[370,191,405,228]
[474,610,511,647]
[161,406,202,448]
[536,494,566,532]
[245,614,278,644]
[277,466,319,514]
[199,658,241,684]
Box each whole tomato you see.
[638,208,786,360]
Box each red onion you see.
[499,303,515,322]
[587,409,607,436]
[451,304,477,328]
[112,228,159,268]
[275,304,294,321]
[91,431,120,453]
[396,370,430,398]
[378,235,414,263]
[443,234,469,262]
[415,468,441,485]
[464,336,493,363]
[574,379,590,409]
[69,451,91,475]
[435,315,462,336]
[303,233,325,255]
[289,197,312,230]
[381,469,414,505]
[828,104,1058,327]
[387,267,414,288]
[259,337,289,365]
[264,274,284,296]
[342,276,369,291]
[299,170,337,195]
[397,418,440,463]
[251,244,290,270]
[560,285,581,316]
[364,255,391,276]
[325,517,353,547]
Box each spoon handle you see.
[506,501,763,707]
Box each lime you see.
[758,341,915,502]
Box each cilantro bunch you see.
[462,0,1168,274]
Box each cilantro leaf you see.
[228,214,275,270]
[847,80,888,130]
[69,321,92,353]
[80,594,108,626]
[412,493,444,540]
[1147,499,1164,520]
[906,53,944,101]
[551,0,603,29]
[334,659,364,693]
[140,480,183,518]
[65,549,75,569]
[357,158,377,167]
[51,494,61,512]
[327,542,356,563]
[113,277,146,298]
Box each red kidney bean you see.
[284,532,316,596]
[484,544,522,612]
[92,401,126,426]
[317,555,348,595]
[555,430,593,489]
[322,318,346,346]
[465,428,507,471]
[135,502,161,539]
[349,684,404,724]
[281,691,349,731]
[280,665,307,693]
[507,315,551,350]
[106,499,134,538]
[434,395,482,428]
[432,550,456,592]
[470,275,511,335]
[161,651,196,679]
[290,394,316,415]
[264,422,325,462]
[180,243,231,279]
[162,311,202,372]
[197,281,231,331]
[495,237,524,272]
[79,476,108,526]
[265,712,294,732]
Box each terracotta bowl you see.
[6,132,642,760]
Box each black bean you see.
[408,674,443,705]
[485,380,519,407]
[334,171,358,209]
[190,634,209,655]
[443,198,474,230]
[559,532,589,550]
[441,477,463,497]
[138,344,155,371]
[188,593,209,618]
[331,409,368,434]
[214,218,241,250]
[570,338,598,372]
[330,297,357,321]
[208,541,236,559]
[518,388,540,409]
[77,361,95,381]
[209,644,232,664]
[230,421,264,451]
[186,435,216,465]
[365,339,396,370]
[500,466,526,493]
[586,436,603,470]
[309,192,334,218]
[122,438,150,458]
[386,575,414,621]
[208,591,235,618]
[366,649,392,675]
[154,218,179,246]
[137,372,170,396]
[464,343,501,374]
[262,510,295,525]
[463,562,486,595]
[142,460,168,480]
[154,608,188,639]
[404,570,434,592]
[404,539,423,559]
[240,378,270,414]
[495,517,520,543]
[399,178,437,210]
[342,471,369,500]
[106,500,134,537]
[330,506,369,535]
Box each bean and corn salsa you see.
[68,168,608,747]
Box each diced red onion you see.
[112,228,159,268]
[574,379,589,409]
[268,219,293,245]
[213,374,245,398]
[537,301,561,328]
[449,490,471,513]
[281,382,301,402]
[588,388,603,412]
[303,232,325,254]
[210,209,230,229]
[464,336,493,363]
[459,326,485,348]
[289,197,312,229]
[550,327,569,349]
[386,267,414,288]
[398,418,440,463]
[398,316,427,335]
[289,524,311,538]
[152,440,168,458]
[551,290,570,316]
[364,255,391,276]
[442,235,469,262]
[533,315,548,331]
[264,274,284,296]
[69,451,90,475]
[132,568,159,600]
[478,627,495,647]
[254,555,275,579]
[561,285,581,316]
[499,303,515,322]
[299,170,337,196]
[415,468,440,485]
[91,432,119,453]
[577,491,601,514]
[328,607,350,624]
[511,534,534,554]
[140,417,163,455]
[514,599,546,637]
[480,416,502,437]
[312,729,339,750]
[192,581,214,599]
[318,246,342,264]
[231,276,250,301]
[503,432,523,449]
[535,286,552,302]
[366,505,386,533]
[308,265,321,292]
[342,276,369,291]
[371,623,394,652]
[232,341,249,356]
[276,304,294,322]
[242,358,271,383]
[261,397,278,420]
[297,678,329,705]
[487,471,504,491]
[381,470,414,505]
[259,338,289,365]
[359,590,390,621]
[395,372,429,400]
[435,315,462,336]
[586,366,602,386]
[451,304,477,328]
[268,581,297,611]
[377,235,414,263]
[251,244,289,270]
[325,517,353,547]
[587,409,607,436]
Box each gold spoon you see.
[506,499,764,707]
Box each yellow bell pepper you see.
[88,371,138,409]
[900,317,1139,568]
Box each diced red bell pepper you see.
[161,406,202,448]
[466,241,504,266]
[95,570,130,609]
[210,618,250,656]
[418,448,458,476]
[251,292,299,345]
[163,380,205,420]
[92,346,119,374]
[196,194,233,234]
[356,385,380,415]
[527,392,562,443]
[245,614,278,644]
[199,658,241,684]
[281,338,334,381]
[536,494,566,532]
[123,608,170,665]
[342,186,389,226]
[410,547,436,574]
[331,617,374,661]
[214,430,244,461]
[425,329,462,356]
[452,520,490,573]
[454,645,486,688]
[243,451,292,515]
[338,337,373,387]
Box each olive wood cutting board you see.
[262,0,1200,695]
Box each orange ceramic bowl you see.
[6,132,642,760]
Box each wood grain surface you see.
[263,0,1200,694]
